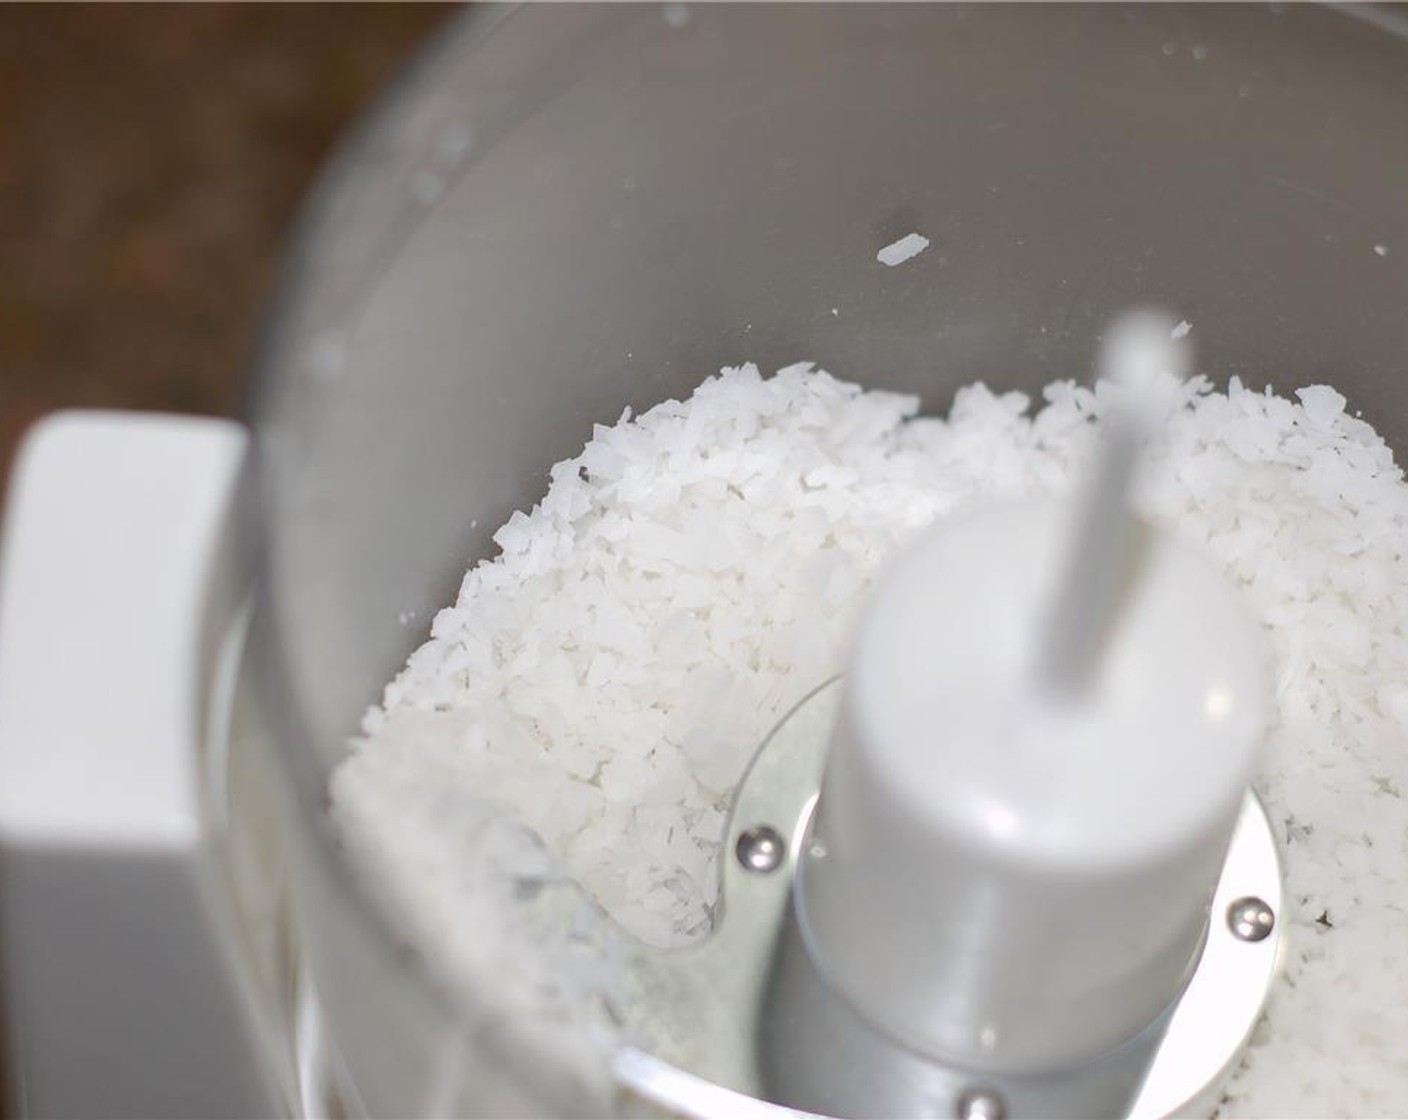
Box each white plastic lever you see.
[1039,311,1190,697]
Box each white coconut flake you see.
[1374,243,1390,257]
[1170,319,1193,340]
[1294,384,1347,426]
[335,361,1408,1118]
[876,232,930,267]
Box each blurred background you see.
[0,3,451,499]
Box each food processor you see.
[3,4,1408,1117]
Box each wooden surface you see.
[0,3,450,494]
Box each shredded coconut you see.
[333,363,1408,1117]
[876,232,930,267]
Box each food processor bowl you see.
[7,5,1408,1118]
[243,4,1408,1114]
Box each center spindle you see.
[793,314,1269,1075]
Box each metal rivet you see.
[955,1087,1007,1120]
[1227,895,1275,942]
[735,825,785,873]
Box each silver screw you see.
[736,825,785,873]
[1227,896,1275,942]
[955,1087,1007,1120]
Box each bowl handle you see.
[0,413,282,1118]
